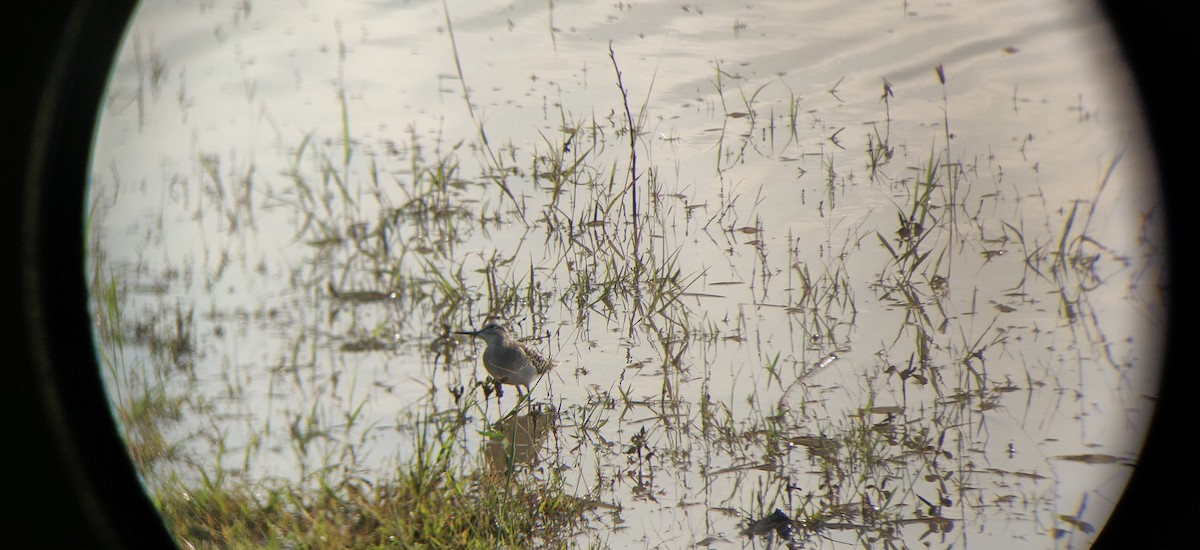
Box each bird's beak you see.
[455,330,478,336]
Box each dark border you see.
[1090,3,1190,547]
[8,0,176,547]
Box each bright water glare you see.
[89,1,1163,547]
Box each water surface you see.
[89,0,1164,547]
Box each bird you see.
[456,323,557,395]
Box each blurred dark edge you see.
[3,1,1190,548]
[7,0,176,548]
[1090,3,1192,547]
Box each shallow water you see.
[90,0,1164,547]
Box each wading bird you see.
[456,323,557,396]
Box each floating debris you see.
[742,508,793,539]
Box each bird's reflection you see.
[484,404,556,472]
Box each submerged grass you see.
[88,16,1154,549]
[93,271,589,547]
[90,175,591,549]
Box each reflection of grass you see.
[876,147,945,285]
[731,389,966,546]
[90,21,1152,547]
[89,244,189,473]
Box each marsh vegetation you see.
[88,1,1163,548]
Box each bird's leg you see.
[492,378,504,407]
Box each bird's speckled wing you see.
[517,341,558,375]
